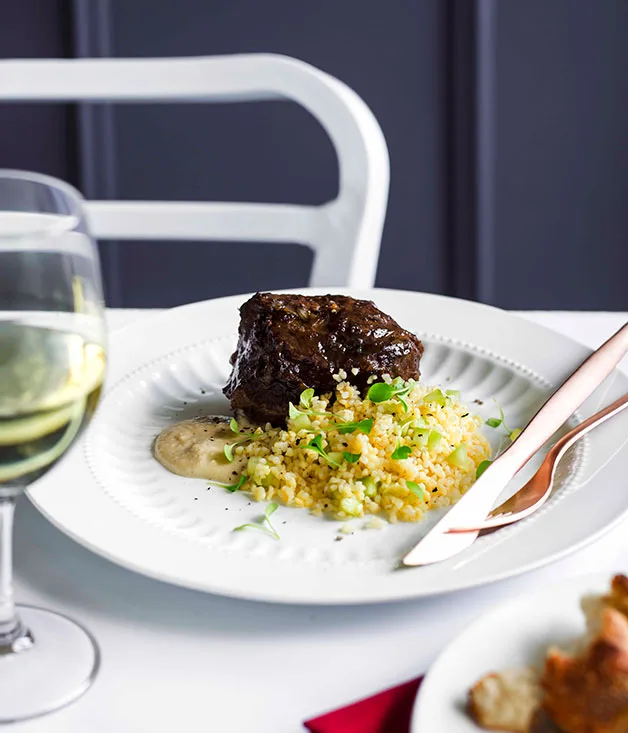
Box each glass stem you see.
[0,497,21,643]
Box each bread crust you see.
[542,605,628,732]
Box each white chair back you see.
[0,54,390,287]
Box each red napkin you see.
[304,676,423,733]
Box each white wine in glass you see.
[0,170,106,721]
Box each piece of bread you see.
[467,575,628,732]
[541,606,628,733]
[468,667,542,732]
[603,574,628,619]
[579,574,628,649]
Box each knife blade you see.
[402,321,628,567]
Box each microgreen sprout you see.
[406,481,427,500]
[475,459,492,478]
[486,399,521,442]
[391,443,412,460]
[224,419,265,462]
[308,418,373,435]
[208,475,247,493]
[367,380,412,412]
[343,452,361,463]
[334,418,373,435]
[299,388,315,409]
[288,402,305,421]
[301,434,342,468]
[287,389,331,422]
[234,502,280,540]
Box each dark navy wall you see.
[95,0,448,307]
[0,0,76,184]
[492,0,628,310]
[1,0,627,310]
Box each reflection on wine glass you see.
[0,170,106,721]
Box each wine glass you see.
[0,170,106,721]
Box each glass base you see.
[0,605,100,723]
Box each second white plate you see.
[412,572,610,732]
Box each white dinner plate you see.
[412,571,610,732]
[28,288,628,605]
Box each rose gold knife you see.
[401,322,628,567]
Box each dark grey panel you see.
[0,0,77,184]
[107,0,447,305]
[113,240,312,308]
[492,0,628,310]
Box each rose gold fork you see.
[447,392,628,534]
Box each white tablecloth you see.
[9,309,628,733]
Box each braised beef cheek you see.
[223,293,424,425]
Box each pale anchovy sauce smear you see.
[154,416,246,483]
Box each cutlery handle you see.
[505,322,628,472]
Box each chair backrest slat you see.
[0,54,390,288]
